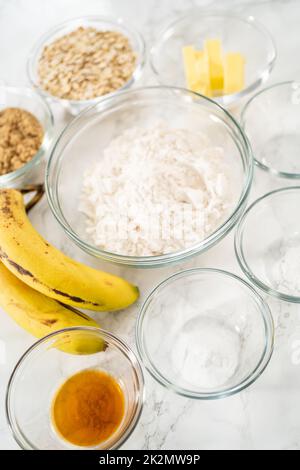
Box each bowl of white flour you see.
[46,87,253,267]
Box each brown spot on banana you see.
[53,288,102,307]
[0,249,34,277]
[0,192,23,227]
[58,302,97,321]
[7,259,34,277]
[41,319,58,326]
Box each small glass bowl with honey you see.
[6,327,144,450]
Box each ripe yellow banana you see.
[0,262,105,354]
[0,189,139,311]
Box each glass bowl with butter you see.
[150,11,276,107]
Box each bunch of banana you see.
[0,263,104,354]
[0,189,139,353]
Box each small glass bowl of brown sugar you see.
[0,85,54,188]
[27,16,146,115]
[6,327,144,450]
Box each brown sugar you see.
[0,107,44,176]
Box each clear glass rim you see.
[235,185,300,302]
[6,326,145,450]
[45,85,254,267]
[0,85,54,184]
[26,15,146,105]
[241,80,300,179]
[136,267,274,400]
[150,10,277,107]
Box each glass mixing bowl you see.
[46,86,253,268]
[27,16,146,115]
[136,268,274,399]
[150,11,276,107]
[241,81,300,178]
[0,85,54,188]
[235,186,300,302]
[6,327,144,450]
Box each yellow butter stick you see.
[204,39,224,92]
[194,50,211,97]
[224,52,245,94]
[182,45,198,90]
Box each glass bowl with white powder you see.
[136,268,274,399]
[241,81,300,178]
[235,186,300,302]
[46,86,253,267]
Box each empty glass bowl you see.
[46,86,253,268]
[241,81,300,178]
[150,11,276,107]
[235,186,300,302]
[27,16,146,115]
[6,327,144,450]
[0,85,54,188]
[136,268,274,399]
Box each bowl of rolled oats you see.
[27,16,146,114]
[0,85,54,188]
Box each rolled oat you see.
[37,27,137,101]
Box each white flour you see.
[80,122,233,256]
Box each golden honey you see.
[51,369,125,447]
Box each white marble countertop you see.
[1,0,300,450]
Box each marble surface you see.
[1,0,300,450]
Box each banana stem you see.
[20,184,45,213]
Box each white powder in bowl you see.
[269,244,300,295]
[79,122,233,256]
[171,316,241,389]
